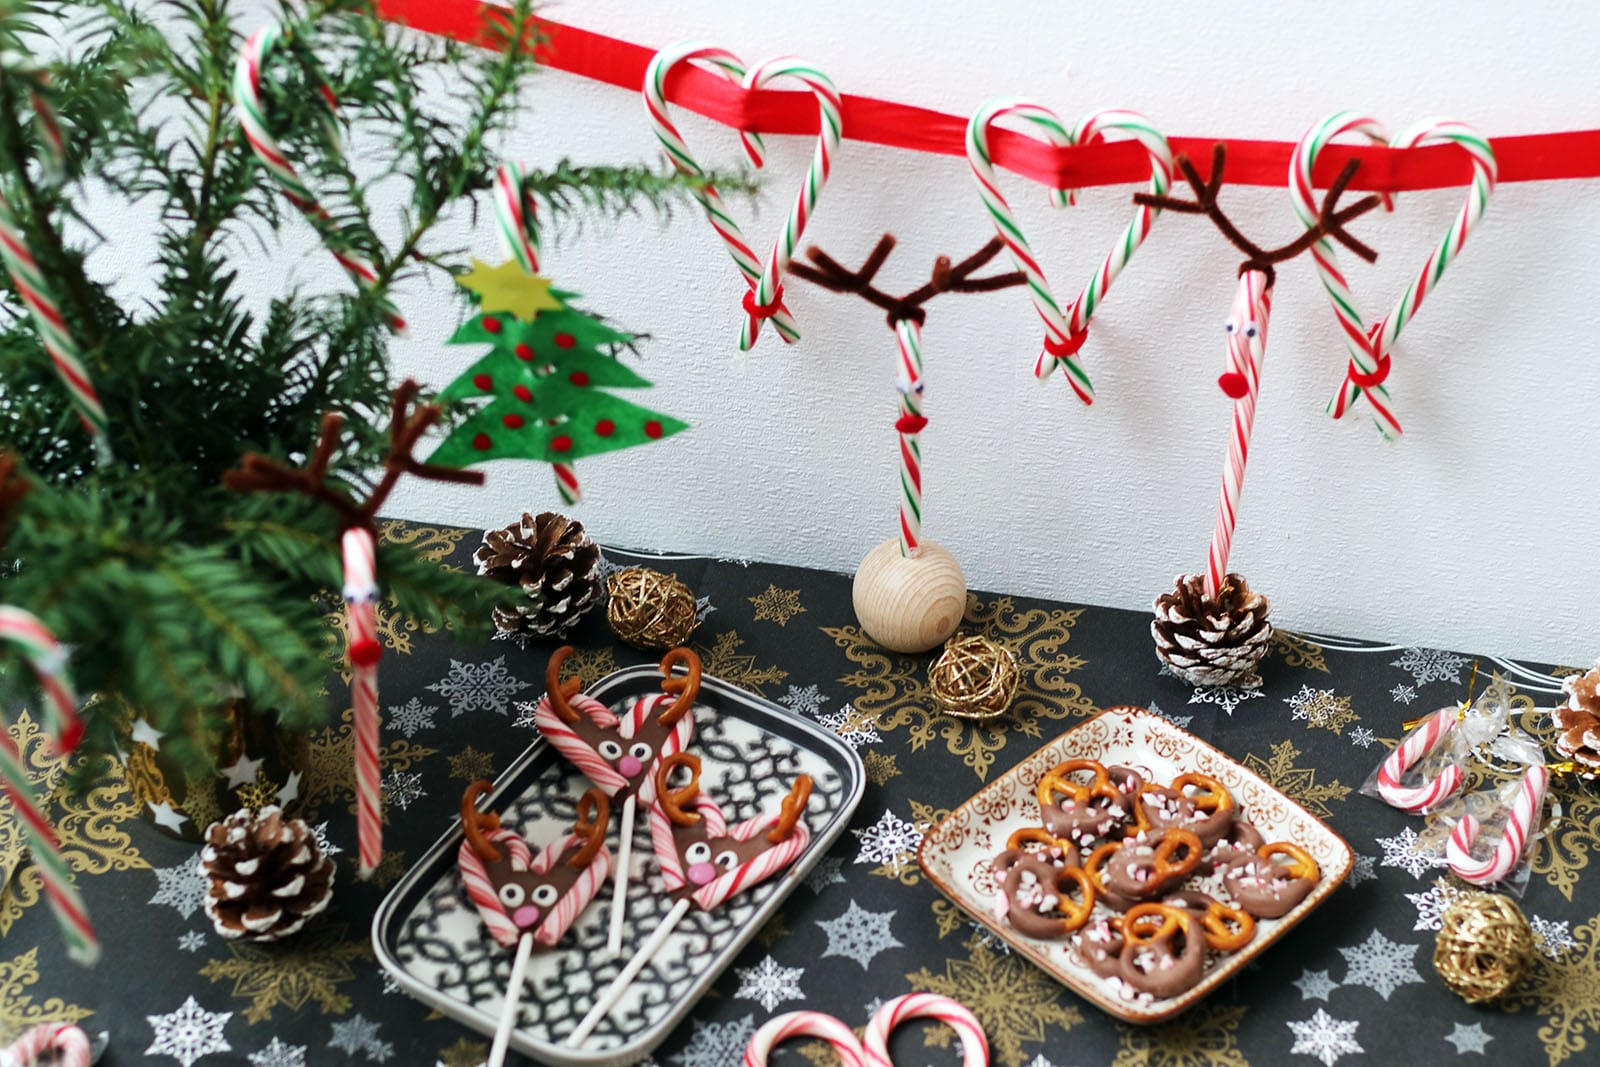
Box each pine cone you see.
[1151,573,1273,689]
[475,512,604,638]
[1554,663,1600,773]
[200,807,334,941]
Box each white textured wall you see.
[281,3,1600,662]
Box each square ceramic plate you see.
[373,666,864,1067]
[917,705,1353,1024]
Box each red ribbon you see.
[742,287,786,320]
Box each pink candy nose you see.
[512,905,542,929]
[618,755,643,778]
[687,861,717,886]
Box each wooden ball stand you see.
[851,539,967,654]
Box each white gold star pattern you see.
[131,718,165,749]
[1530,915,1577,958]
[1391,647,1468,687]
[148,800,190,833]
[219,754,263,790]
[1443,1022,1493,1055]
[777,685,828,718]
[1348,726,1377,748]
[1338,929,1423,1000]
[248,1037,308,1066]
[1294,967,1339,1001]
[146,996,232,1066]
[177,930,207,953]
[327,1014,393,1062]
[1287,1009,1362,1066]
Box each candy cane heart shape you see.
[1446,764,1549,886]
[863,994,990,1067]
[745,1013,868,1067]
[1375,705,1465,814]
[644,43,800,348]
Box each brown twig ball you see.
[1434,891,1535,1003]
[606,567,698,650]
[928,634,1020,722]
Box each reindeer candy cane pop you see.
[566,752,813,1047]
[533,645,699,956]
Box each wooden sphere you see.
[852,539,967,654]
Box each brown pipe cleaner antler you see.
[788,234,1026,327]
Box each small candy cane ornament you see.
[1447,764,1549,885]
[894,318,925,558]
[745,1013,867,1067]
[0,606,82,753]
[0,734,97,964]
[0,1022,93,1067]
[234,25,405,332]
[863,993,989,1066]
[1375,706,1465,813]
[1203,269,1270,600]
[644,43,800,346]
[341,527,383,876]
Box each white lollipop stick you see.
[1446,765,1549,886]
[566,898,692,1047]
[1376,706,1465,813]
[605,793,637,956]
[486,932,535,1067]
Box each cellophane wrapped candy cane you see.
[863,993,989,1066]
[1446,765,1549,886]
[341,527,383,876]
[1371,705,1466,814]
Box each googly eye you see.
[685,842,711,864]
[597,740,623,761]
[1244,324,1259,339]
[497,883,525,909]
[715,849,740,871]
[629,742,653,762]
[1223,320,1237,334]
[531,884,558,907]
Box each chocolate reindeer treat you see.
[1221,842,1321,919]
[992,848,1096,939]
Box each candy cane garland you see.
[1,1022,92,1067]
[1375,706,1466,814]
[745,1013,868,1067]
[1446,764,1548,886]
[863,994,990,1067]
[737,56,841,351]
[234,25,405,333]
[644,42,801,345]
[895,318,925,559]
[0,734,97,964]
[0,606,82,753]
[341,527,383,877]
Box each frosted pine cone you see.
[200,807,334,941]
[475,512,604,638]
[1151,573,1273,688]
[1554,662,1600,774]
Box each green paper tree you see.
[429,261,688,480]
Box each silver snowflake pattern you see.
[1338,929,1423,1000]
[1444,1022,1493,1055]
[1348,726,1378,748]
[818,899,902,969]
[1147,701,1193,729]
[381,769,425,812]
[511,700,539,730]
[1531,915,1578,959]
[852,809,923,877]
[386,697,437,738]
[146,996,232,1067]
[1162,666,1264,716]
[249,1037,309,1067]
[1345,852,1377,887]
[777,684,828,718]
[1283,684,1357,734]
[695,596,716,622]
[1391,683,1418,705]
[669,1015,756,1067]
[1294,968,1339,1001]
[328,1014,393,1063]
[1287,1009,1363,1066]
[149,852,208,919]
[1404,878,1464,931]
[817,705,880,748]
[177,930,207,953]
[1391,647,1469,687]
[425,656,529,717]
[803,855,846,893]
[1022,1058,1065,1067]
[1376,826,1447,879]
[310,821,342,857]
[732,956,804,1012]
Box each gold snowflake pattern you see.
[1113,1003,1249,1067]
[235,776,281,811]
[796,1039,849,1066]
[299,707,437,823]
[0,946,93,1045]
[755,912,791,947]
[378,520,471,566]
[862,751,901,786]
[1242,739,1352,819]
[437,1036,489,1067]
[693,630,788,696]
[1272,630,1329,673]
[0,709,149,937]
[366,849,409,889]
[1504,912,1600,1066]
[824,596,1094,780]
[907,932,1084,1066]
[561,645,619,688]
[181,769,224,836]
[198,922,370,1024]
[1289,688,1360,735]
[748,585,806,626]
[447,746,496,782]
[322,596,439,681]
[931,899,968,939]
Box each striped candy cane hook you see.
[1375,705,1465,813]
[894,318,925,559]
[341,527,383,877]
[863,994,990,1066]
[1446,764,1548,886]
[0,606,82,753]
[0,734,97,964]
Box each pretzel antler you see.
[766,774,813,844]
[789,234,1026,328]
[569,788,611,868]
[656,751,703,827]
[1132,143,1382,285]
[461,780,503,862]
[543,645,585,725]
[657,647,701,727]
[223,379,484,529]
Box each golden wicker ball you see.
[928,634,1020,722]
[1434,891,1535,1003]
[606,567,698,651]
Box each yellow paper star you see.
[457,258,562,320]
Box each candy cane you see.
[1446,764,1548,886]
[1,1022,92,1067]
[0,734,97,965]
[644,42,801,344]
[531,692,627,794]
[458,828,536,949]
[1203,269,1270,601]
[1375,706,1466,813]
[863,994,989,1067]
[341,527,382,877]
[0,607,81,753]
[234,25,405,332]
[736,56,841,350]
[745,1013,868,1067]
[965,99,1084,396]
[894,318,924,558]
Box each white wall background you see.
[254,3,1600,662]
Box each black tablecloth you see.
[5,521,1596,1067]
